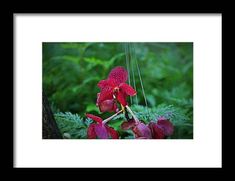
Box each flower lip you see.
[98,99,118,113]
[113,87,119,93]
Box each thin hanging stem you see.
[124,43,132,105]
[102,110,123,124]
[133,44,150,116]
[130,44,138,105]
[125,44,131,87]
[125,105,140,123]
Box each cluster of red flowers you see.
[86,66,174,139]
[121,116,174,139]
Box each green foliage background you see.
[43,42,193,139]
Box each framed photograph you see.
[42,42,193,140]
[14,14,222,167]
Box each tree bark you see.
[43,91,62,139]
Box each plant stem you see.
[125,105,140,123]
[102,110,123,124]
[124,107,130,120]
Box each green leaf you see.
[85,104,99,113]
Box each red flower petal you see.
[97,86,114,104]
[112,101,119,112]
[136,137,148,139]
[108,66,128,85]
[97,79,116,90]
[157,117,174,136]
[96,93,100,106]
[116,91,127,106]
[86,113,103,124]
[119,83,137,96]
[94,124,109,139]
[97,80,108,89]
[105,125,119,139]
[132,122,152,139]
[121,119,136,130]
[98,99,117,113]
[148,122,165,139]
[87,123,97,139]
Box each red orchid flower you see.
[121,119,152,139]
[132,122,152,139]
[121,116,174,139]
[148,117,174,139]
[97,66,136,109]
[86,113,119,139]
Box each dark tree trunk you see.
[43,91,62,139]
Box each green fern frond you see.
[130,104,190,126]
[54,112,91,139]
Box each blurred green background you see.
[43,42,193,139]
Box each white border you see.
[15,14,222,167]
